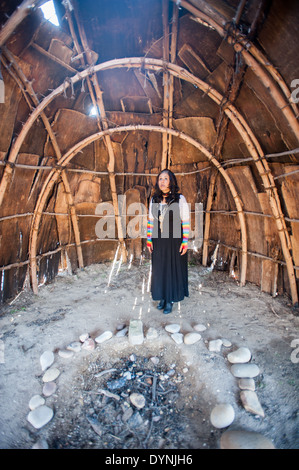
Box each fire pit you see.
[46,351,203,449]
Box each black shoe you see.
[157,299,165,310]
[163,302,173,314]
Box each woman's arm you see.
[179,195,190,255]
[147,198,154,252]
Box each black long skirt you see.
[151,217,189,304]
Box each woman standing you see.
[147,169,190,314]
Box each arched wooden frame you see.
[0,57,297,304]
[29,124,248,294]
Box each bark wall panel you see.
[172,117,217,164]
[258,0,299,86]
[97,69,147,112]
[76,203,100,244]
[1,154,40,216]
[20,119,47,156]
[241,70,298,152]
[174,83,219,120]
[50,109,98,158]
[81,240,118,267]
[177,15,223,74]
[221,121,252,161]
[227,166,264,254]
[94,139,109,172]
[54,181,71,247]
[209,174,240,248]
[0,68,23,152]
[0,265,28,304]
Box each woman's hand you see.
[147,245,153,253]
[179,243,188,256]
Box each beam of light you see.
[132,296,138,311]
[138,306,143,320]
[40,0,59,27]
[147,262,152,293]
[128,253,133,269]
[105,244,120,291]
[38,275,47,287]
[0,270,4,292]
[141,276,145,302]
[116,254,123,276]
[178,301,183,321]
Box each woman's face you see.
[158,172,170,192]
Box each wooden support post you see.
[168,2,179,165]
[162,0,170,169]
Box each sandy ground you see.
[0,259,298,450]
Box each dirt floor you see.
[0,259,298,450]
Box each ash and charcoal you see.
[48,354,196,449]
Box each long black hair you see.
[152,169,181,204]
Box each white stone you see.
[210,403,235,429]
[116,327,128,337]
[193,324,207,332]
[146,327,158,340]
[150,356,160,366]
[95,330,113,344]
[42,367,60,383]
[42,381,57,397]
[165,324,180,334]
[231,363,260,378]
[184,332,201,345]
[208,339,223,352]
[29,395,45,411]
[31,438,49,449]
[128,320,144,345]
[58,349,74,359]
[238,378,255,391]
[82,338,95,350]
[220,430,275,449]
[130,393,146,409]
[227,347,251,364]
[66,341,81,352]
[40,351,54,371]
[240,391,265,417]
[27,405,54,429]
[221,338,232,347]
[79,333,89,343]
[171,332,183,344]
